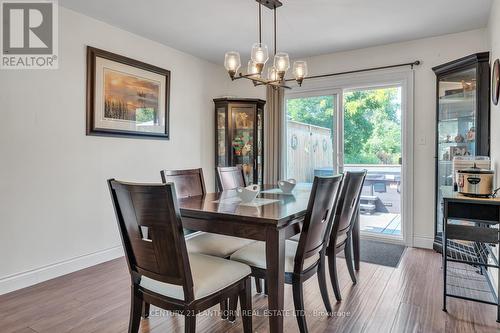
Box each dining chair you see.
[160,168,255,258]
[107,179,253,333]
[161,168,256,319]
[215,165,267,294]
[216,165,246,191]
[326,170,367,302]
[230,175,343,333]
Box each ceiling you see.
[60,0,492,64]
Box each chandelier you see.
[224,0,308,89]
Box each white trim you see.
[285,67,415,247]
[413,236,434,249]
[0,246,124,295]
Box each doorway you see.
[342,86,402,237]
[284,70,413,245]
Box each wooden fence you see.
[286,120,333,183]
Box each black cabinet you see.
[214,98,266,188]
[433,52,490,251]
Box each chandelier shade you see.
[293,61,308,86]
[251,43,269,66]
[224,52,241,79]
[268,66,279,81]
[247,60,261,77]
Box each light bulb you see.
[251,43,269,66]
[274,52,290,72]
[224,51,241,79]
[293,61,308,86]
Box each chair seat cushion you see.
[187,232,256,258]
[230,240,319,273]
[140,253,251,301]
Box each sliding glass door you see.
[285,93,339,186]
[285,82,407,242]
[343,86,402,237]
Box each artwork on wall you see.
[86,46,170,139]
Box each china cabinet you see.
[433,52,490,251]
[214,98,266,189]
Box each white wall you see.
[291,29,488,248]
[0,7,255,294]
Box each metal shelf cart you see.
[443,192,500,322]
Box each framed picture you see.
[449,146,469,159]
[86,46,170,139]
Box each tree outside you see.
[286,87,401,165]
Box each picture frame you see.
[86,46,170,139]
[449,146,469,159]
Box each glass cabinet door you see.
[231,105,256,184]
[217,107,227,167]
[436,67,477,235]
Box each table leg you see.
[266,227,285,333]
[352,205,361,270]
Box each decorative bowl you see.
[236,185,260,203]
[278,179,297,193]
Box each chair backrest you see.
[295,175,343,272]
[108,179,195,301]
[216,165,246,191]
[160,168,206,198]
[330,171,367,248]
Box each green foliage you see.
[287,96,334,131]
[286,88,401,165]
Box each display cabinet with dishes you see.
[432,52,490,252]
[214,98,266,190]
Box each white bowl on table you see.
[278,179,296,194]
[236,185,260,203]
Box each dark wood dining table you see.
[178,185,360,333]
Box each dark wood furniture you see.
[229,176,343,333]
[214,98,266,189]
[442,189,500,323]
[160,168,256,318]
[327,171,367,302]
[177,184,361,333]
[216,165,268,296]
[107,180,253,333]
[216,165,246,191]
[432,52,490,252]
[160,168,206,199]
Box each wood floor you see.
[1,248,499,333]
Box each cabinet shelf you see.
[446,261,498,305]
[445,239,499,267]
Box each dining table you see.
[178,185,361,333]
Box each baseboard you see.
[413,236,434,249]
[0,245,124,295]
